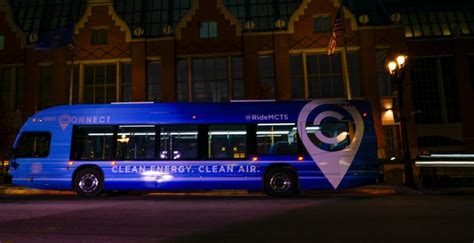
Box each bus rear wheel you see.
[264,167,297,197]
[73,168,104,197]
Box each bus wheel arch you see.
[72,165,104,197]
[263,164,299,197]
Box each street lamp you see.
[387,54,415,187]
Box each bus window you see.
[307,122,351,151]
[257,123,298,155]
[160,126,198,160]
[72,126,115,160]
[15,132,51,158]
[116,125,156,160]
[208,125,247,159]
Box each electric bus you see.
[10,99,378,197]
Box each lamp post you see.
[387,55,416,187]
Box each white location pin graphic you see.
[297,100,364,189]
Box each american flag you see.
[327,7,343,55]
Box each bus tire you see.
[264,167,297,197]
[73,168,104,197]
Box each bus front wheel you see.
[73,168,104,197]
[264,167,297,197]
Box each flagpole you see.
[69,41,74,105]
[339,0,352,100]
[69,3,77,105]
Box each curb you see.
[0,186,75,195]
[0,185,407,196]
[1,184,473,196]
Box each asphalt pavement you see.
[0,194,473,242]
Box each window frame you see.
[255,123,300,156]
[312,15,331,33]
[116,124,158,160]
[91,27,109,45]
[71,62,131,104]
[69,123,309,161]
[176,56,243,102]
[200,21,218,38]
[159,124,200,161]
[0,35,5,50]
[207,124,249,160]
[71,125,117,161]
[288,51,360,99]
[14,132,52,158]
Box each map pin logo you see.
[59,114,71,131]
[297,100,364,189]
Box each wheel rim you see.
[78,173,99,193]
[269,172,292,193]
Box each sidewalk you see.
[3,183,472,196]
[0,184,75,195]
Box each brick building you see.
[0,0,473,163]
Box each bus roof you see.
[25,99,371,130]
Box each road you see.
[0,194,473,242]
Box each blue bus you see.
[9,99,378,197]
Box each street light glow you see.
[396,55,407,68]
[387,61,397,74]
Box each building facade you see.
[0,0,473,164]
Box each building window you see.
[9,1,87,41]
[121,63,132,102]
[70,64,80,104]
[470,56,474,93]
[401,10,473,38]
[231,57,245,100]
[411,57,460,124]
[290,54,304,99]
[200,21,218,38]
[192,58,228,102]
[0,67,23,111]
[114,0,193,38]
[313,16,331,32]
[440,57,460,122]
[84,64,117,104]
[177,57,244,102]
[289,52,360,98]
[176,59,189,102]
[377,50,392,96]
[38,65,53,110]
[347,52,360,97]
[1,68,11,108]
[223,0,301,31]
[307,53,344,98]
[382,125,401,161]
[417,136,464,150]
[0,35,4,50]
[147,61,161,101]
[259,55,275,99]
[91,28,108,45]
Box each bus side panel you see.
[198,161,262,190]
[99,161,262,191]
[11,125,74,190]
